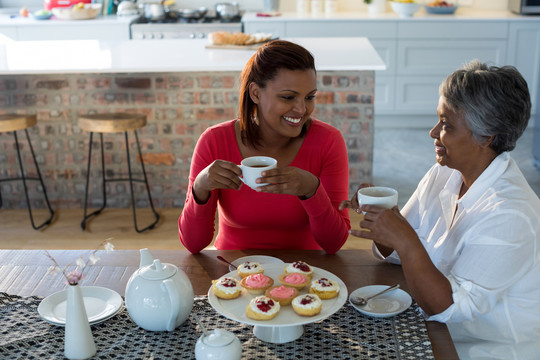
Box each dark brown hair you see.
[238,40,316,148]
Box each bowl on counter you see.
[390,1,422,18]
[424,4,457,14]
[31,10,53,20]
[52,3,102,20]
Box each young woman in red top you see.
[178,40,350,254]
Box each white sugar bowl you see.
[195,329,242,360]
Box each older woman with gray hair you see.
[341,60,540,359]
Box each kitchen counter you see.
[243,9,537,21]
[0,14,138,26]
[0,35,380,208]
[0,36,385,74]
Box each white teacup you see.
[239,156,277,190]
[357,186,398,209]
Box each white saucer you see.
[349,285,412,318]
[38,286,123,326]
[228,255,284,272]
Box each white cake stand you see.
[207,263,348,343]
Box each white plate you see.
[228,255,284,272]
[349,285,412,318]
[209,263,347,327]
[38,286,123,326]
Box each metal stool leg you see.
[13,130,54,230]
[126,131,160,233]
[81,132,107,231]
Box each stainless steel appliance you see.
[508,0,540,14]
[130,10,243,40]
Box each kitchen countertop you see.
[243,9,539,21]
[0,13,138,26]
[0,36,385,74]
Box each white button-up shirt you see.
[377,153,540,352]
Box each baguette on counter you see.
[208,31,274,46]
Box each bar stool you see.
[78,113,160,233]
[0,114,54,230]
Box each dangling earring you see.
[251,106,259,126]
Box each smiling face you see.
[249,68,317,141]
[429,96,494,178]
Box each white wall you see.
[0,0,510,12]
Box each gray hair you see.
[439,59,531,154]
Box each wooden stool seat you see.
[79,112,159,233]
[78,113,147,133]
[0,114,54,230]
[0,115,37,132]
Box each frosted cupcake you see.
[237,261,264,278]
[309,277,340,299]
[246,295,280,320]
[284,261,314,278]
[265,285,299,306]
[240,273,274,295]
[277,273,310,290]
[212,277,242,299]
[292,294,322,316]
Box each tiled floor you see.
[373,127,540,208]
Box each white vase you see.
[64,285,97,360]
[368,0,387,14]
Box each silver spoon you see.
[193,313,209,337]
[351,284,400,306]
[216,255,237,269]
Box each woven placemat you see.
[0,292,433,359]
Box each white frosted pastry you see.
[246,296,280,320]
[237,261,264,278]
[284,261,313,278]
[212,277,242,299]
[292,294,322,316]
[309,277,340,299]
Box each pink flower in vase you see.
[45,238,115,286]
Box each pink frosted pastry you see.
[240,273,274,295]
[278,272,310,290]
[265,285,299,306]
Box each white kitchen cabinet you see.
[507,21,540,114]
[243,13,540,124]
[0,15,137,41]
[243,20,286,38]
[0,26,16,39]
[16,24,131,40]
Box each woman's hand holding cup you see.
[193,160,243,203]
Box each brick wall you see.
[0,71,374,209]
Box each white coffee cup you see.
[357,186,398,209]
[239,156,277,190]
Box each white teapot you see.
[195,329,242,360]
[125,248,194,331]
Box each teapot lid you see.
[202,329,236,347]
[139,259,177,280]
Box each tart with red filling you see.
[212,277,242,299]
[309,277,340,299]
[246,295,281,320]
[283,261,313,278]
[292,294,322,316]
[237,261,264,278]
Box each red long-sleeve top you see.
[178,119,350,254]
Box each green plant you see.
[364,0,372,3]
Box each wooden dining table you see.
[0,248,459,359]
